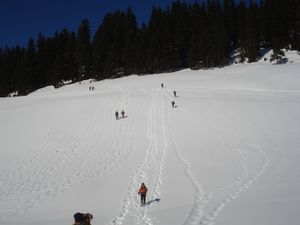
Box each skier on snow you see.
[171,101,175,108]
[115,111,119,120]
[138,183,148,205]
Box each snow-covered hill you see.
[1,51,300,225]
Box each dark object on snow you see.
[173,90,177,97]
[121,110,125,118]
[161,83,164,88]
[73,212,93,225]
[138,182,148,205]
[142,198,160,206]
[171,101,175,108]
[115,111,119,120]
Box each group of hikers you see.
[73,183,148,225]
[161,83,178,108]
[114,83,177,119]
[87,80,96,91]
[115,110,126,120]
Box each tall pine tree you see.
[76,18,91,81]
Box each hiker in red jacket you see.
[138,183,148,205]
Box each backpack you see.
[73,212,93,225]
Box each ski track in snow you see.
[197,99,270,225]
[163,90,208,225]
[88,87,135,178]
[169,88,270,225]
[82,86,139,182]
[108,88,168,225]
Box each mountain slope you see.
[1,51,300,225]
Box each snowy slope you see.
[1,51,300,225]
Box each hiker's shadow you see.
[117,116,128,120]
[144,198,160,206]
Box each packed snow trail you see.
[162,89,207,225]
[108,88,169,225]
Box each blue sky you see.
[0,0,211,47]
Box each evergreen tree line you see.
[0,0,299,97]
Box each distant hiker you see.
[161,83,164,88]
[171,101,175,108]
[121,110,125,118]
[138,183,148,205]
[92,86,95,91]
[73,212,93,225]
[89,86,91,91]
[115,111,119,120]
[173,90,177,97]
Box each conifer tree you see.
[223,0,237,49]
[76,18,91,81]
[147,6,168,72]
[123,8,138,75]
[64,32,78,81]
[245,1,260,62]
[287,0,300,50]
[188,3,207,69]
[91,23,106,79]
[206,0,230,66]
[35,33,48,88]
[236,0,248,62]
[101,11,126,77]
[13,38,36,94]
[135,23,150,74]
[170,1,191,69]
